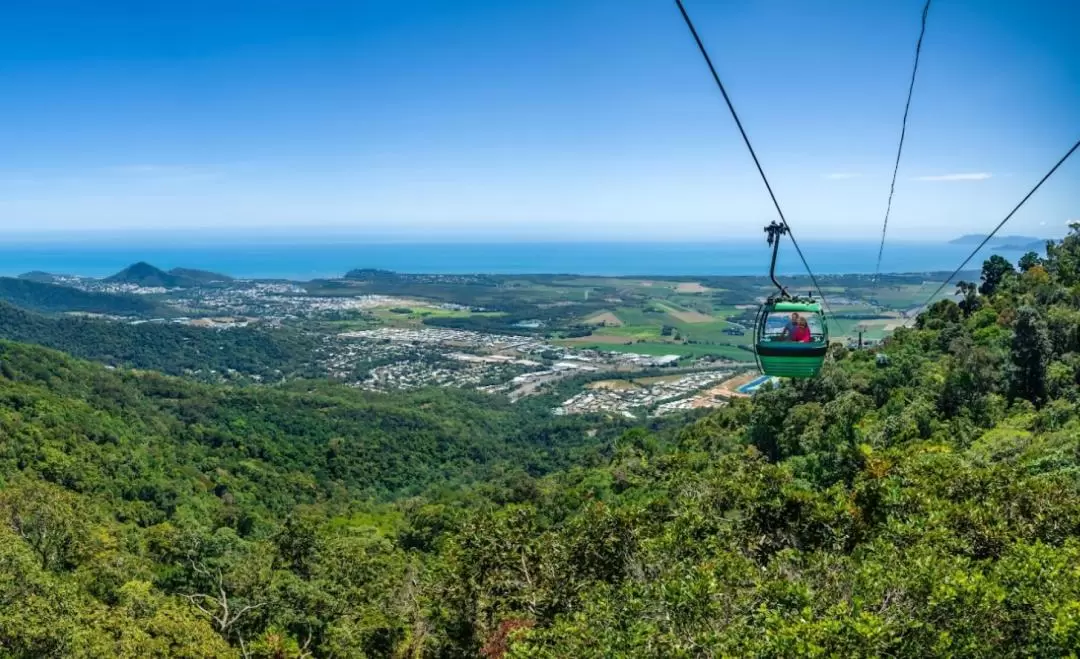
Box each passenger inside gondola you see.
[763,311,824,343]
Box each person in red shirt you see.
[791,316,812,342]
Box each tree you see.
[1045,306,1080,356]
[1045,222,1080,285]
[746,386,803,462]
[980,255,1016,296]
[0,481,90,571]
[1010,306,1052,405]
[917,299,961,329]
[1019,251,1042,273]
[956,281,981,317]
[940,334,1002,420]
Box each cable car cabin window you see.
[762,311,825,344]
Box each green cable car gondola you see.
[754,222,829,378]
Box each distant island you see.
[949,234,1047,251]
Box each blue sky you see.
[0,0,1076,242]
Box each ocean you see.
[0,240,1033,280]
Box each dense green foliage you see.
[3,231,1080,656]
[0,302,318,381]
[0,341,625,656]
[0,276,162,316]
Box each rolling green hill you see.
[16,270,66,283]
[0,301,317,380]
[0,276,162,316]
[167,267,234,284]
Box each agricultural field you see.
[863,281,958,309]
[674,281,711,293]
[655,301,713,323]
[299,270,968,359]
[557,292,756,362]
[374,305,506,323]
[583,311,623,326]
[828,316,910,342]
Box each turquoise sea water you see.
[0,240,1032,280]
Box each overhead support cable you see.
[673,0,833,315]
[871,0,932,295]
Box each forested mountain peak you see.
[106,261,190,287]
[104,262,233,287]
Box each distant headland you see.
[949,234,1047,251]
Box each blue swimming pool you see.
[737,375,779,394]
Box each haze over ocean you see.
[0,240,1032,281]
